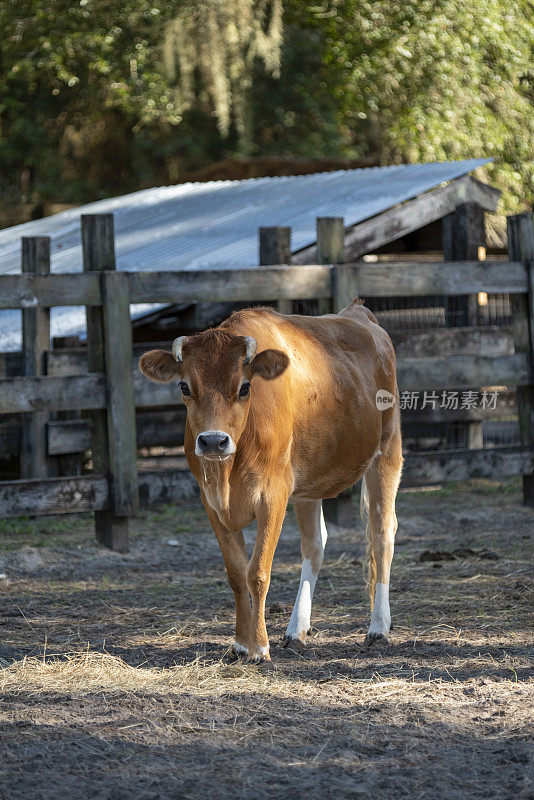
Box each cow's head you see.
[139,330,289,460]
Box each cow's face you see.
[139,330,289,461]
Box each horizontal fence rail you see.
[0,447,531,519]
[0,260,529,309]
[0,352,529,415]
[0,470,199,518]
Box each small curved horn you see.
[243,336,257,365]
[172,336,187,362]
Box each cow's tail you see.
[360,476,376,609]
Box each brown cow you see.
[139,303,402,663]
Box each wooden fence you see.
[1,212,533,551]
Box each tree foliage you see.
[322,0,534,211]
[164,0,282,150]
[0,0,531,215]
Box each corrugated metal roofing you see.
[0,159,489,350]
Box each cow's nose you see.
[196,431,231,455]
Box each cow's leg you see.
[363,432,403,645]
[202,498,251,657]
[247,497,288,662]
[283,499,328,646]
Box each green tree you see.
[0,0,186,205]
[322,0,534,211]
[0,0,532,215]
[164,0,283,156]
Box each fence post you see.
[443,202,485,449]
[443,201,485,328]
[102,271,139,518]
[20,237,57,479]
[318,217,347,314]
[508,212,534,506]
[82,213,132,552]
[259,227,292,314]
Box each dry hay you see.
[0,479,533,799]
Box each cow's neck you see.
[200,457,232,520]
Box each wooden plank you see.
[0,474,109,517]
[402,446,534,487]
[259,227,292,314]
[49,340,225,378]
[467,177,503,210]
[136,409,186,447]
[354,260,527,297]
[443,202,486,448]
[127,265,332,304]
[48,341,182,377]
[0,259,525,313]
[508,212,534,505]
[137,468,199,507]
[46,409,187,457]
[101,271,139,516]
[392,327,514,359]
[317,218,345,264]
[20,237,57,479]
[443,202,485,328]
[0,468,199,517]
[134,373,181,408]
[5,369,180,411]
[1,439,526,518]
[397,353,530,391]
[293,175,501,263]
[0,273,101,308]
[259,227,291,267]
[40,397,516,457]
[47,348,88,377]
[317,217,344,314]
[443,203,486,261]
[0,265,331,309]
[317,217,345,519]
[47,420,92,456]
[0,374,106,413]
[2,352,525,413]
[46,407,185,455]
[333,265,359,313]
[82,213,129,552]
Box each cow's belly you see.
[290,460,369,501]
[290,470,364,501]
[290,449,379,501]
[290,414,382,500]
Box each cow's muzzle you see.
[195,430,236,459]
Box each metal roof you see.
[0,158,489,351]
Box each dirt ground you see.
[0,478,532,800]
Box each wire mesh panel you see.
[366,293,512,333]
[482,418,520,448]
[402,422,469,452]
[367,295,446,331]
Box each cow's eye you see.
[180,381,191,397]
[239,381,251,398]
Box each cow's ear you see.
[139,350,181,383]
[250,349,289,381]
